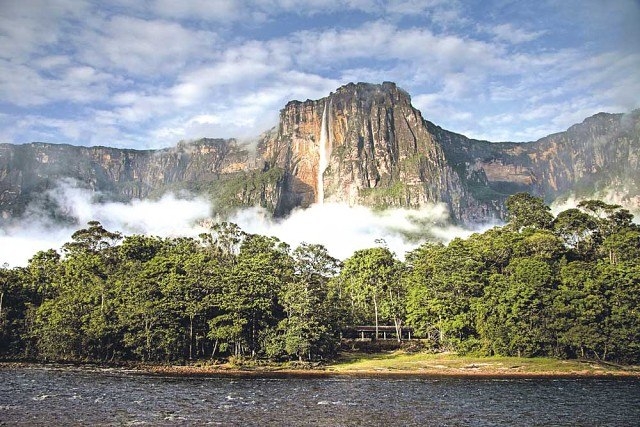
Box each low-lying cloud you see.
[0,182,212,267]
[230,203,475,261]
[0,181,477,267]
[550,189,640,219]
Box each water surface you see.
[1,366,638,426]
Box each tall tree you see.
[478,257,556,357]
[339,246,401,340]
[271,243,341,360]
[405,240,483,350]
[209,234,293,357]
[0,264,29,356]
[552,208,599,259]
[505,193,554,231]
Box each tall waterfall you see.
[317,101,331,204]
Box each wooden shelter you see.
[344,325,413,341]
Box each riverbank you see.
[4,351,637,378]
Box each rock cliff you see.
[259,82,496,222]
[0,139,280,222]
[1,82,638,226]
[436,109,640,206]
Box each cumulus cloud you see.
[149,0,452,22]
[0,0,638,149]
[152,0,242,22]
[78,16,218,76]
[0,0,88,61]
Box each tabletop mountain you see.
[1,82,638,226]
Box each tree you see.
[158,237,224,360]
[271,243,341,360]
[552,261,610,359]
[23,249,61,304]
[601,227,640,265]
[208,234,293,358]
[33,292,87,360]
[56,222,123,360]
[199,221,245,265]
[598,262,640,362]
[466,227,519,274]
[478,257,556,357]
[116,253,182,361]
[62,221,122,255]
[0,264,29,356]
[552,208,599,259]
[514,229,565,261]
[339,247,402,340]
[506,193,554,231]
[405,240,483,350]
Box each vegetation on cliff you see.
[1,193,639,364]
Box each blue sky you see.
[0,0,638,149]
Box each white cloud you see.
[486,23,545,44]
[0,181,213,267]
[0,0,88,61]
[230,202,473,260]
[0,180,475,266]
[150,0,454,21]
[78,15,218,75]
[0,0,638,149]
[152,0,241,21]
[551,191,640,221]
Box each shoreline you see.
[2,360,639,379]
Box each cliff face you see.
[0,139,282,222]
[436,110,640,205]
[1,82,639,227]
[260,82,500,222]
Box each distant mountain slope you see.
[1,82,638,226]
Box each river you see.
[1,366,639,426]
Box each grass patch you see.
[326,350,639,376]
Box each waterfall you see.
[317,101,331,204]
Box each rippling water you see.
[1,366,639,426]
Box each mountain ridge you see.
[1,82,638,226]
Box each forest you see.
[0,193,639,364]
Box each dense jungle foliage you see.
[0,194,639,364]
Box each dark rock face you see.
[1,82,638,226]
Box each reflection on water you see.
[1,366,639,426]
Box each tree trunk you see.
[389,289,402,342]
[393,317,402,343]
[189,315,194,360]
[145,318,151,361]
[373,294,379,341]
[211,339,219,358]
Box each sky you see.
[1,0,639,149]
